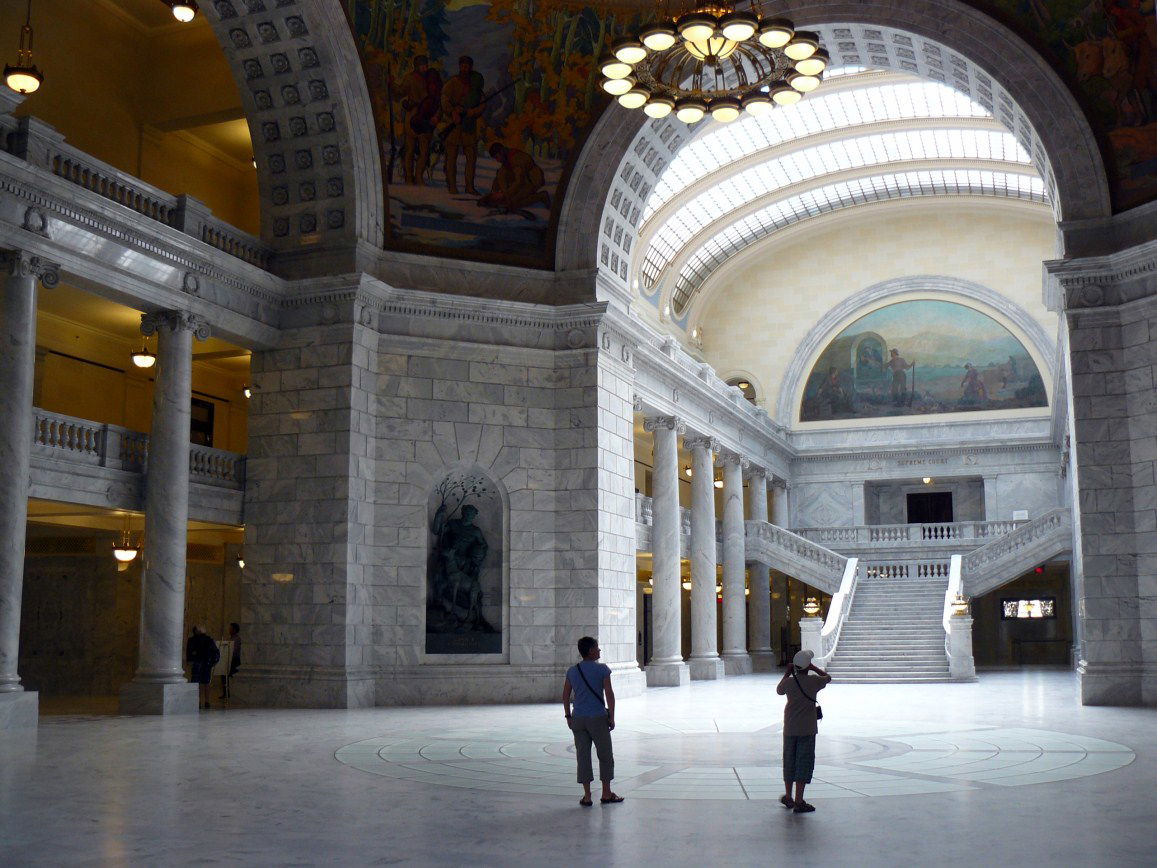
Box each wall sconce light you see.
[242,385,252,399]
[4,0,44,95]
[168,1,198,23]
[803,596,821,617]
[681,580,692,590]
[131,344,157,368]
[922,476,933,485]
[952,593,970,617]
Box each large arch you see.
[199,0,384,264]
[559,0,1109,281]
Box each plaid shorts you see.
[783,734,817,783]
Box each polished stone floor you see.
[2,670,1154,866]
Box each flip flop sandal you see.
[793,802,816,813]
[779,795,795,809]
[601,795,625,804]
[579,798,593,807]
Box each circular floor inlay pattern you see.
[335,717,1135,801]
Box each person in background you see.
[220,622,241,700]
[776,649,831,813]
[186,625,220,710]
[561,636,623,807]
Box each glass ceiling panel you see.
[644,78,994,223]
[640,128,1034,289]
[670,169,1047,315]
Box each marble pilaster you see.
[851,481,866,526]
[644,416,689,687]
[0,251,57,728]
[686,436,723,680]
[746,468,774,672]
[720,453,752,675]
[120,311,209,715]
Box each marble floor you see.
[1,670,1154,866]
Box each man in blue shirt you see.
[562,636,623,806]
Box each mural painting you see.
[426,468,503,654]
[985,0,1157,209]
[350,0,641,267]
[799,300,1048,422]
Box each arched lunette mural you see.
[799,300,1048,422]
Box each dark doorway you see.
[907,491,953,523]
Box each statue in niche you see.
[427,471,501,653]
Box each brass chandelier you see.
[600,1,829,123]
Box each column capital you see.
[747,465,769,483]
[719,450,749,471]
[684,435,719,454]
[644,415,684,435]
[141,311,211,342]
[0,250,59,287]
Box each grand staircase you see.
[826,565,951,683]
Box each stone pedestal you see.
[947,616,977,681]
[799,616,824,664]
[687,437,723,680]
[0,251,57,713]
[119,681,199,715]
[720,454,751,675]
[120,311,208,714]
[645,416,689,687]
[0,691,38,728]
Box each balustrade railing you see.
[861,560,952,580]
[31,408,245,488]
[816,558,860,667]
[961,509,1068,572]
[796,519,1027,548]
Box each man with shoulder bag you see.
[776,649,831,813]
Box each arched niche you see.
[424,464,508,658]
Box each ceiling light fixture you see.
[112,516,140,565]
[168,1,198,23]
[131,344,157,368]
[4,0,44,95]
[600,2,826,123]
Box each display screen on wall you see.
[1001,598,1056,620]
[800,300,1048,422]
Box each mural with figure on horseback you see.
[800,300,1048,422]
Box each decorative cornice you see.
[793,441,1060,464]
[1046,240,1157,311]
[141,310,211,341]
[1,249,59,286]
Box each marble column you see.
[119,311,209,715]
[0,251,57,729]
[643,416,689,687]
[720,453,752,675]
[686,436,723,680]
[771,480,790,527]
[746,468,774,672]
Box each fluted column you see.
[686,436,723,680]
[643,416,689,687]
[0,252,57,729]
[720,453,752,674]
[120,311,209,715]
[746,467,774,672]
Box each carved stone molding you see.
[719,451,749,471]
[0,249,59,287]
[1047,241,1157,311]
[141,311,212,342]
[643,415,685,435]
[684,436,720,455]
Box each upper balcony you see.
[31,408,245,526]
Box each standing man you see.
[400,55,441,186]
[776,649,831,813]
[561,636,623,807]
[885,348,915,406]
[186,625,220,710]
[441,55,485,195]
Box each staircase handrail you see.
[961,508,1070,594]
[745,521,846,572]
[816,557,859,668]
[944,554,964,663]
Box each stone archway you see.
[558,0,1110,280]
[199,0,383,266]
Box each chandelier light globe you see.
[170,1,197,22]
[600,55,633,79]
[710,97,741,123]
[612,38,648,64]
[674,97,707,123]
[795,47,830,76]
[640,23,678,52]
[741,92,773,116]
[788,70,821,92]
[602,76,635,96]
[757,17,794,48]
[643,96,675,118]
[4,64,41,94]
[720,11,758,42]
[131,347,157,368]
[785,30,820,60]
[618,87,651,110]
[113,545,139,563]
[601,4,826,123]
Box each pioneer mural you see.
[350,0,642,267]
[800,300,1048,422]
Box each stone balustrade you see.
[961,508,1071,596]
[861,560,953,580]
[796,519,1025,548]
[32,408,245,488]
